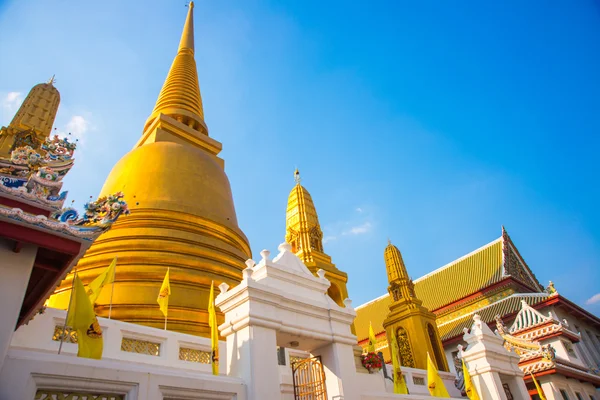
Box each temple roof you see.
[436,293,550,342]
[413,238,504,311]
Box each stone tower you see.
[49,2,251,337]
[382,241,449,371]
[285,169,348,306]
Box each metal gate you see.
[291,356,327,400]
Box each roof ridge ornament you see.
[509,300,553,334]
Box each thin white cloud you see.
[585,293,600,305]
[356,207,363,213]
[65,115,89,142]
[323,236,337,244]
[344,222,372,235]
[2,91,22,112]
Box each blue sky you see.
[1,1,599,314]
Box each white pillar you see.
[225,324,280,400]
[0,239,37,372]
[312,342,359,400]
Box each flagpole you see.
[108,257,117,319]
[164,314,167,330]
[58,270,77,355]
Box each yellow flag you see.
[390,332,409,394]
[427,352,450,398]
[157,268,170,317]
[462,359,480,400]
[87,257,117,304]
[208,281,219,375]
[531,373,546,400]
[368,322,377,353]
[66,275,103,359]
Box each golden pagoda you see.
[381,241,448,371]
[285,169,348,306]
[49,2,251,337]
[0,77,60,158]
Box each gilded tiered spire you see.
[286,169,324,257]
[144,1,206,135]
[0,79,60,157]
[384,241,420,307]
[285,169,349,306]
[382,240,449,371]
[384,240,409,283]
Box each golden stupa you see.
[49,2,251,336]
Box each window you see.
[560,389,570,400]
[590,395,597,400]
[576,393,583,400]
[277,346,286,366]
[563,341,578,358]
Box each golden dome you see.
[100,142,242,231]
[384,241,409,282]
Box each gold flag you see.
[427,352,450,398]
[157,268,170,317]
[208,281,219,375]
[390,332,409,394]
[87,257,117,304]
[531,373,546,400]
[66,275,103,359]
[462,359,480,400]
[368,322,377,353]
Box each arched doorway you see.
[427,323,447,371]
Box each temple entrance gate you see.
[216,243,359,400]
[292,356,327,400]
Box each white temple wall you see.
[0,350,246,400]
[550,305,600,371]
[538,373,599,400]
[0,238,37,372]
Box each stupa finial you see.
[294,168,301,184]
[144,0,205,133]
[179,1,195,54]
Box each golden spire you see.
[145,1,205,134]
[179,2,195,54]
[284,170,349,307]
[286,171,323,257]
[384,241,409,283]
[0,80,60,157]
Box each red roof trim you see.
[0,221,81,254]
[0,196,51,217]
